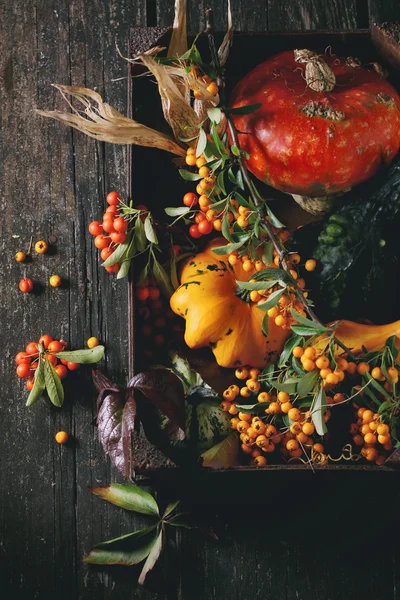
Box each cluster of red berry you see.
[15,335,79,390]
[16,239,62,293]
[88,191,130,273]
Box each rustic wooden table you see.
[2,1,400,599]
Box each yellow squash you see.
[170,240,400,368]
[170,239,288,368]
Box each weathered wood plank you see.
[267,0,358,31]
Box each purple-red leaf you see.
[128,370,185,431]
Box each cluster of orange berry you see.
[189,67,219,99]
[350,408,393,465]
[221,367,327,466]
[291,345,353,386]
[15,336,77,389]
[16,239,62,293]
[136,279,181,362]
[88,191,135,273]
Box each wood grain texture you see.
[1,1,400,599]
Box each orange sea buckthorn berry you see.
[305,259,317,272]
[315,355,330,369]
[50,275,62,288]
[377,423,389,436]
[257,392,270,403]
[228,254,238,266]
[87,337,99,349]
[241,443,252,455]
[247,427,258,440]
[253,455,267,466]
[292,346,304,358]
[235,368,249,380]
[349,423,359,435]
[265,425,277,438]
[387,366,399,381]
[240,387,252,398]
[19,278,34,293]
[362,409,374,423]
[268,402,281,415]
[361,423,372,435]
[375,455,386,466]
[35,240,48,254]
[249,368,260,380]
[302,422,315,435]
[371,367,383,380]
[277,391,290,403]
[255,435,268,448]
[378,434,391,445]
[275,315,285,327]
[325,373,339,385]
[55,431,69,444]
[198,166,210,178]
[286,439,299,452]
[290,422,302,435]
[364,433,377,445]
[15,251,26,262]
[357,362,371,376]
[281,401,293,414]
[290,253,301,265]
[220,400,231,411]
[238,412,251,422]
[346,362,357,375]
[249,290,261,303]
[333,393,345,404]
[363,447,379,462]
[303,347,316,360]
[313,443,325,454]
[255,260,265,271]
[268,306,279,318]
[237,421,250,434]
[353,434,364,446]
[228,405,239,416]
[288,408,301,421]
[230,418,240,430]
[185,153,197,166]
[253,421,265,434]
[303,359,316,372]
[336,358,349,371]
[246,379,260,393]
[237,216,249,228]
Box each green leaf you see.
[224,103,262,115]
[291,325,323,337]
[207,107,222,124]
[236,169,244,190]
[378,401,392,415]
[201,433,238,469]
[234,192,252,208]
[222,210,232,242]
[278,335,305,368]
[312,387,328,436]
[231,145,240,157]
[44,359,64,407]
[144,214,158,244]
[196,128,207,157]
[84,525,158,566]
[134,218,147,252]
[262,312,269,336]
[54,346,105,364]
[272,380,298,394]
[170,254,179,290]
[212,238,249,255]
[253,267,291,284]
[236,279,278,292]
[297,370,320,396]
[291,308,330,332]
[262,241,273,266]
[210,122,226,155]
[208,198,227,210]
[217,170,227,195]
[138,529,164,585]
[101,234,132,268]
[265,205,285,229]
[26,357,46,407]
[152,257,174,299]
[363,372,388,397]
[179,169,203,182]
[163,500,180,519]
[256,288,286,312]
[165,206,191,217]
[386,335,399,360]
[169,351,203,392]
[90,483,160,516]
[117,260,131,279]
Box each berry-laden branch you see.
[205,10,353,357]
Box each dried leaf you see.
[37,85,185,156]
[218,0,233,66]
[90,484,159,516]
[168,0,187,58]
[140,55,200,141]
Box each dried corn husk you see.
[168,0,187,58]
[37,85,185,156]
[139,55,200,141]
[218,0,233,67]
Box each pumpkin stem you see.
[294,49,336,92]
[291,194,338,216]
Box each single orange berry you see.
[305,259,316,272]
[292,346,304,358]
[49,275,62,288]
[15,251,26,262]
[357,362,371,376]
[55,431,69,444]
[35,240,48,254]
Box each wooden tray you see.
[126,24,400,477]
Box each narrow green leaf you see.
[204,139,221,161]
[54,346,105,364]
[297,370,320,396]
[138,529,164,585]
[312,387,328,436]
[291,308,330,332]
[386,335,399,360]
[26,357,46,407]
[144,214,158,244]
[231,145,240,157]
[44,359,64,407]
[262,241,273,266]
[236,169,244,190]
[253,267,292,284]
[265,205,285,229]
[210,122,226,155]
[170,254,179,290]
[165,206,191,217]
[224,103,263,115]
[217,170,227,195]
[163,500,180,519]
[291,325,324,337]
[102,232,133,268]
[134,218,147,252]
[278,335,305,368]
[212,238,248,255]
[222,210,232,242]
[179,169,203,181]
[236,280,277,292]
[207,107,222,124]
[152,258,174,299]
[262,312,269,336]
[84,525,158,566]
[201,433,239,469]
[378,401,392,415]
[273,380,298,394]
[90,483,160,516]
[196,128,207,157]
[117,260,131,279]
[363,372,388,397]
[227,167,237,184]
[256,288,286,312]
